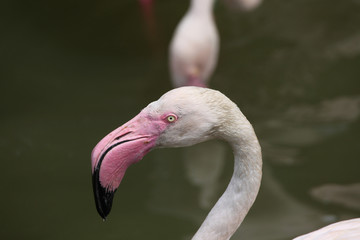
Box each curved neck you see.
[189,0,215,17]
[192,111,262,240]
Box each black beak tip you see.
[92,169,116,220]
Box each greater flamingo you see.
[91,86,360,239]
[169,0,219,87]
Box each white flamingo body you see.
[294,218,360,240]
[91,87,359,239]
[169,0,219,87]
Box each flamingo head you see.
[91,87,221,219]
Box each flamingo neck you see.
[192,112,262,240]
[189,0,215,17]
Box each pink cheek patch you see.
[98,137,157,191]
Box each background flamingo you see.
[169,0,263,88]
[169,0,219,87]
[91,87,360,239]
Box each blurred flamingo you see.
[169,0,219,87]
[169,0,263,87]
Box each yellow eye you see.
[167,115,176,122]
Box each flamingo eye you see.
[166,114,177,123]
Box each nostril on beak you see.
[114,131,132,141]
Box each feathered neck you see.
[189,0,215,17]
[192,100,262,240]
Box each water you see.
[1,0,359,239]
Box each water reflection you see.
[285,96,360,124]
[261,95,360,166]
[183,141,227,210]
[311,183,360,212]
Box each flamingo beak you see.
[91,112,161,220]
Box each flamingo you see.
[91,86,360,239]
[169,0,219,87]
[168,0,262,88]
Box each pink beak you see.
[91,111,164,219]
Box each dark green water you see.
[1,0,359,239]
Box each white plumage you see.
[294,218,360,240]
